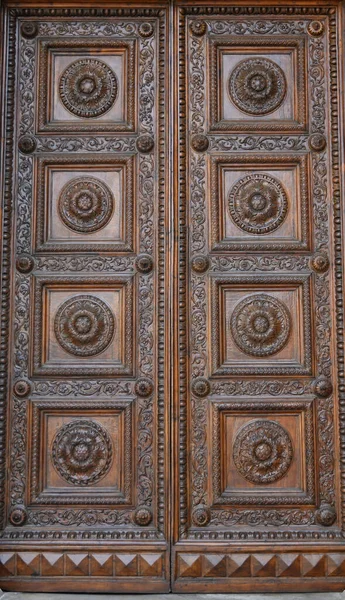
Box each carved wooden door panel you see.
[173,3,345,593]
[0,6,169,593]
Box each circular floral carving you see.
[233,420,293,485]
[13,380,31,398]
[58,176,114,234]
[307,20,325,37]
[138,22,154,38]
[192,505,211,527]
[313,377,333,398]
[191,134,209,153]
[311,253,330,273]
[16,254,34,274]
[309,133,327,152]
[192,378,211,398]
[229,57,287,116]
[18,135,36,154]
[59,58,118,119]
[191,255,210,273]
[54,295,115,357]
[316,504,336,526]
[228,173,288,235]
[133,507,153,526]
[136,254,154,274]
[135,378,154,397]
[136,135,154,154]
[189,20,207,36]
[21,22,38,38]
[52,420,113,486]
[9,507,27,527]
[231,294,291,357]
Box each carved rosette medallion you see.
[311,253,330,273]
[52,420,113,486]
[135,378,154,397]
[16,254,34,274]
[316,504,337,526]
[54,295,115,357]
[191,255,210,273]
[136,135,155,154]
[229,57,287,116]
[189,20,207,36]
[228,173,288,235]
[18,135,36,154]
[133,507,153,526]
[13,380,31,398]
[233,420,293,484]
[307,20,325,37]
[20,22,38,39]
[192,378,211,398]
[192,505,211,527]
[313,377,333,398]
[309,133,327,152]
[138,22,154,38]
[136,254,154,274]
[58,177,114,234]
[191,134,209,153]
[59,59,118,119]
[9,507,27,527]
[230,294,291,357]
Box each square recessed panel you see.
[28,399,133,505]
[210,275,313,376]
[210,398,315,506]
[210,154,310,251]
[209,37,307,133]
[32,276,134,377]
[37,38,136,133]
[34,155,135,252]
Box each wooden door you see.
[0,4,170,593]
[172,2,345,593]
[1,0,345,595]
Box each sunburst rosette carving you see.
[133,507,153,526]
[52,420,113,486]
[58,176,114,234]
[54,295,115,357]
[228,173,288,235]
[230,294,291,357]
[59,58,118,119]
[229,57,287,116]
[233,420,293,484]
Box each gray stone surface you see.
[0,594,345,600]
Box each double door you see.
[0,0,345,593]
